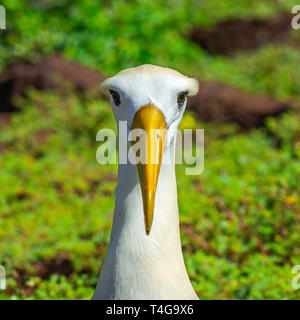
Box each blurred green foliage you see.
[0,91,299,299]
[0,0,300,299]
[1,0,300,99]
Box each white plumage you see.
[93,65,199,300]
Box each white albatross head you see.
[101,64,199,235]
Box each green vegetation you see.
[0,0,299,299]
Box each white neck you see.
[93,140,198,300]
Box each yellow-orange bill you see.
[131,104,167,235]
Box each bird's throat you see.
[93,140,197,299]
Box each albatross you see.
[93,64,199,300]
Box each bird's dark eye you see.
[109,90,121,106]
[177,91,188,108]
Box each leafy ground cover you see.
[0,90,299,299]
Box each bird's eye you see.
[109,90,121,106]
[177,91,188,109]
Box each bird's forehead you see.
[104,73,186,97]
[101,64,199,99]
[114,64,186,81]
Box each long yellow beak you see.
[131,104,167,235]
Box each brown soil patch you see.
[188,80,290,128]
[12,254,75,295]
[33,255,74,280]
[0,142,9,151]
[0,113,11,129]
[189,13,293,55]
[34,129,56,145]
[102,173,117,182]
[181,223,220,257]
[0,55,291,129]
[0,54,107,112]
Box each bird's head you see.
[101,64,198,235]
